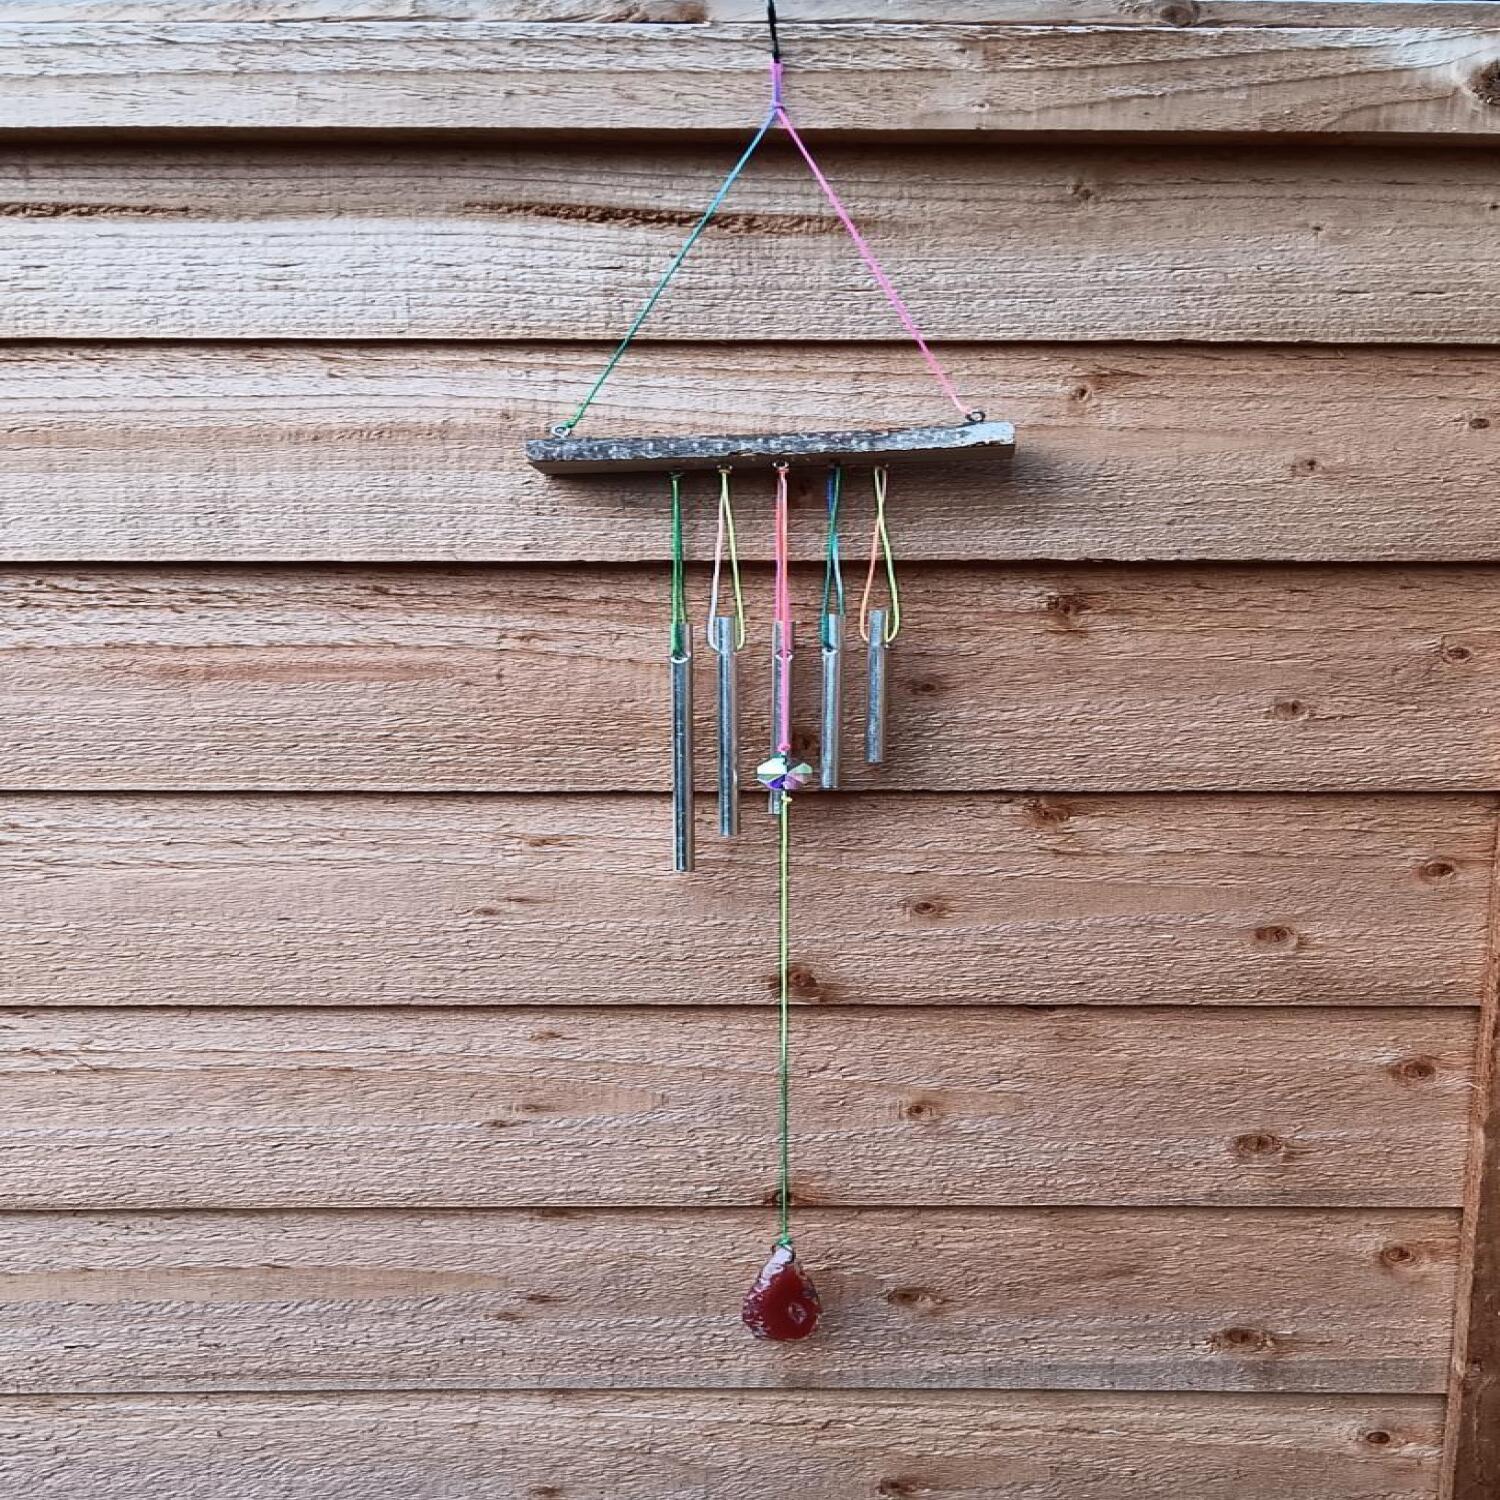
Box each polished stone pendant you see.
[741,1243,821,1341]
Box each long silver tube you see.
[671,640,695,872]
[866,607,889,766]
[820,614,843,790]
[710,615,739,838]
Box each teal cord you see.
[555,110,777,436]
[819,464,844,649]
[776,793,793,1246]
[669,472,688,659]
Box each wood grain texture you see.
[0,1207,1458,1392]
[712,0,1500,23]
[8,144,1500,343]
[3,22,1500,136]
[5,0,1495,23]
[4,564,1500,793]
[9,343,1500,563]
[5,792,1487,1009]
[0,1005,1473,1208]
[0,1390,1447,1499]
[0,0,698,16]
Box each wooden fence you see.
[2,2,1499,1496]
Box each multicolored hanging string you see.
[552,4,956,1343]
[551,48,979,436]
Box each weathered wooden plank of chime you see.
[525,421,1016,475]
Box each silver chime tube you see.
[820,614,842,790]
[671,635,695,872]
[711,614,739,838]
[866,607,889,766]
[769,619,791,814]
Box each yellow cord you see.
[858,465,900,643]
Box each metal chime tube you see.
[866,607,889,766]
[769,620,790,814]
[671,636,695,872]
[711,614,740,837]
[819,614,842,790]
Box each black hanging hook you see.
[766,0,782,61]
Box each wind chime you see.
[526,2,1014,1341]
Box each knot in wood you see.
[901,1096,943,1124]
[884,1284,948,1314]
[1023,797,1073,829]
[903,896,949,920]
[1251,924,1299,952]
[1387,1055,1437,1084]
[1378,1243,1420,1270]
[1232,1131,1288,1162]
[1210,1326,1277,1355]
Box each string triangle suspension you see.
[550,3,982,440]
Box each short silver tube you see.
[866,608,889,766]
[671,642,695,872]
[710,615,739,838]
[819,614,843,790]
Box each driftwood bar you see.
[525,420,1016,475]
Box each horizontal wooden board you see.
[5,564,1500,792]
[0,0,699,16]
[0,1390,1447,1499]
[10,343,1500,563]
[6,0,1496,24]
[0,1005,1473,1207]
[6,793,1488,1009]
[0,1207,1458,1391]
[715,0,1500,22]
[7,0,1500,21]
[7,144,1500,344]
[3,22,1500,136]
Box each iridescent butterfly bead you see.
[757,753,813,793]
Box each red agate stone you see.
[741,1243,821,1341]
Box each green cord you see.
[669,472,688,659]
[776,793,793,1246]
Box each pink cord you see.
[773,463,793,755]
[771,62,972,424]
